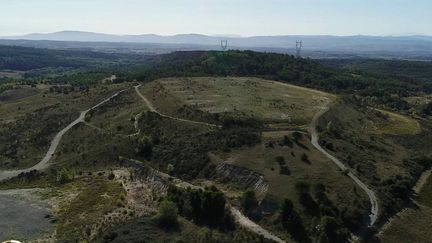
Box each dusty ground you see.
[0,189,53,241]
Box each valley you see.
[0,48,431,242]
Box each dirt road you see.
[134,85,221,128]
[0,89,128,181]
[309,106,379,226]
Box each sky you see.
[0,0,431,36]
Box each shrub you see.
[56,168,74,184]
[301,153,310,163]
[279,166,291,175]
[280,199,309,242]
[283,135,293,147]
[292,131,303,142]
[137,135,153,158]
[107,172,115,180]
[154,200,179,228]
[275,156,286,165]
[241,190,258,213]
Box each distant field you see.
[404,95,432,107]
[380,174,432,243]
[0,70,24,78]
[140,77,336,129]
[373,109,421,135]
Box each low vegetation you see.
[2,48,432,242]
[380,174,432,243]
[140,77,335,129]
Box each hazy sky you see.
[1,0,431,36]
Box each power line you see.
[221,40,228,51]
[296,41,303,58]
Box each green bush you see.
[137,135,153,158]
[279,199,309,242]
[275,156,286,165]
[56,168,75,184]
[153,200,179,228]
[241,190,258,213]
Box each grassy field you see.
[404,95,432,107]
[373,108,421,135]
[380,174,432,243]
[140,77,336,129]
[212,131,367,205]
[417,173,432,207]
[210,130,368,207]
[0,70,24,78]
[210,130,369,241]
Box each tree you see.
[137,135,153,157]
[326,121,334,134]
[280,199,309,243]
[295,182,311,195]
[283,135,293,147]
[275,156,286,165]
[292,131,303,142]
[280,199,294,224]
[241,190,258,213]
[318,232,330,243]
[56,168,74,184]
[167,163,175,175]
[295,182,319,216]
[201,187,227,226]
[319,216,341,242]
[421,101,432,116]
[301,153,310,163]
[154,200,179,228]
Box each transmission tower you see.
[296,41,303,58]
[221,40,228,51]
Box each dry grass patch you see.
[140,77,336,128]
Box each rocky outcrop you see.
[216,163,269,193]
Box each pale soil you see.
[0,189,53,242]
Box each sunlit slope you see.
[140,77,336,129]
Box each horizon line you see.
[1,30,431,38]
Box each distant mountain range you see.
[2,31,432,59]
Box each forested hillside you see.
[321,58,432,83]
[0,45,133,71]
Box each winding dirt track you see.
[0,84,284,242]
[309,106,379,226]
[0,81,379,241]
[0,89,128,181]
[134,85,221,128]
[132,85,287,242]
